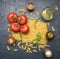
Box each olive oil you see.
[42,5,58,21]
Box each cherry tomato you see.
[20,24,29,34]
[10,22,20,32]
[18,14,27,25]
[7,12,18,23]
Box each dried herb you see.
[19,32,22,41]
[34,19,39,29]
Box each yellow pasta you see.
[11,19,48,53]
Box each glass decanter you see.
[42,5,58,21]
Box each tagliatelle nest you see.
[8,19,49,53]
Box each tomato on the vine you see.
[10,22,20,32]
[18,14,27,25]
[7,12,18,23]
[20,24,29,34]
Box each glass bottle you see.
[42,5,58,21]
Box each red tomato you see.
[10,22,20,32]
[7,12,18,23]
[20,24,29,34]
[18,14,27,25]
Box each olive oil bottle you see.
[42,5,58,21]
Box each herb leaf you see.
[34,19,39,29]
[19,32,22,40]
[32,32,42,45]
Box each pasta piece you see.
[32,50,37,53]
[52,26,55,31]
[14,49,18,52]
[17,42,21,49]
[7,46,11,51]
